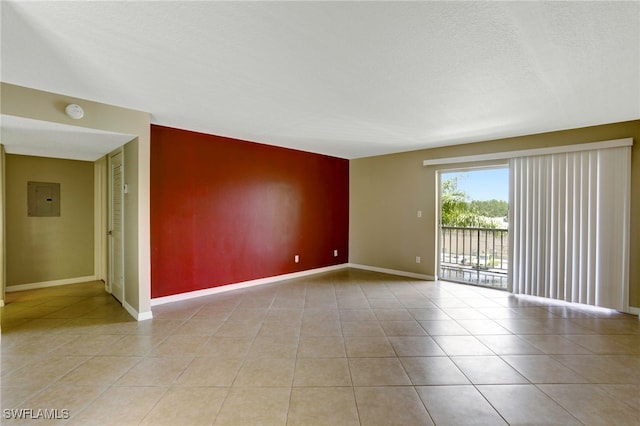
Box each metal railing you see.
[439,226,509,289]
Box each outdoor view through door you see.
[439,167,509,289]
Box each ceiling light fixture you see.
[65,103,84,120]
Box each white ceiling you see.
[1,1,639,159]
[0,115,135,161]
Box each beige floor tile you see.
[598,384,640,410]
[247,334,299,358]
[176,357,243,386]
[373,308,413,321]
[456,319,512,335]
[340,320,386,336]
[432,335,494,356]
[20,384,106,422]
[293,358,352,386]
[4,273,640,426]
[349,358,411,386]
[417,385,507,425]
[477,384,581,425]
[400,356,469,385]
[140,386,228,426]
[552,354,640,384]
[48,334,124,356]
[441,307,488,320]
[344,336,396,357]
[3,356,91,388]
[451,356,528,384]
[476,334,544,355]
[257,320,301,337]
[214,387,290,425]
[298,335,346,358]
[388,336,446,356]
[538,384,640,425]
[367,298,404,309]
[151,334,208,356]
[354,386,433,426]
[233,357,296,387]
[171,318,222,336]
[197,335,254,358]
[300,319,342,336]
[502,355,589,384]
[214,320,262,337]
[288,387,359,426]
[1,334,77,357]
[563,334,640,354]
[0,385,52,409]
[59,356,141,386]
[69,386,166,426]
[115,356,192,386]
[379,320,427,336]
[419,320,470,335]
[98,334,165,356]
[407,308,451,321]
[338,309,377,321]
[520,334,593,354]
[302,309,340,323]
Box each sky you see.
[442,167,508,201]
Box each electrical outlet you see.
[415,256,421,263]
[333,249,338,257]
[417,210,422,218]
[294,255,299,263]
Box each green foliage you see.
[441,177,501,228]
[470,199,509,218]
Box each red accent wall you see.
[150,125,349,298]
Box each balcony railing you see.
[440,226,509,289]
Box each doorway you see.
[438,166,509,289]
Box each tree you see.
[441,177,497,228]
[470,199,509,218]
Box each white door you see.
[109,151,124,303]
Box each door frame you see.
[435,163,509,288]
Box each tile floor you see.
[1,269,639,425]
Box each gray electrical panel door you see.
[28,181,61,217]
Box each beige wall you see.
[0,83,151,317]
[350,120,640,308]
[6,155,94,285]
[0,145,5,304]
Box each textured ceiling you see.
[2,1,639,159]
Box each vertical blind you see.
[509,145,631,311]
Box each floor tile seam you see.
[467,383,513,425]
[532,383,594,424]
[118,384,173,426]
[449,354,532,386]
[341,323,362,426]
[21,381,111,422]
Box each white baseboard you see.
[123,300,153,321]
[627,306,639,317]
[6,275,97,292]
[151,264,349,306]
[347,263,436,281]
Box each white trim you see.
[6,275,97,292]
[151,264,349,306]
[347,263,436,281]
[627,306,639,316]
[423,138,633,166]
[123,300,153,321]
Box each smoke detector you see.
[65,103,84,120]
